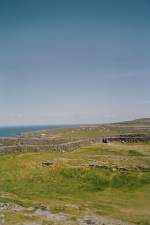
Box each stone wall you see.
[0,138,103,154]
[0,135,149,154]
[103,134,150,143]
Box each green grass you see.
[22,120,150,139]
[0,143,150,224]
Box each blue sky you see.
[0,0,150,125]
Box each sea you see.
[0,125,68,137]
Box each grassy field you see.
[22,118,150,140]
[0,142,150,224]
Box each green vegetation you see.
[22,118,150,140]
[0,142,150,224]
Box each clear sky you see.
[0,0,150,125]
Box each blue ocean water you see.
[0,125,66,137]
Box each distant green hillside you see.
[113,118,150,126]
[128,118,150,124]
[20,118,150,140]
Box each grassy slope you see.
[22,118,150,139]
[0,143,150,224]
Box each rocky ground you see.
[0,202,136,225]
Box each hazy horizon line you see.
[0,117,149,128]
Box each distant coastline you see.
[0,125,67,137]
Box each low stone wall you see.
[0,138,103,154]
[103,135,150,143]
[0,135,149,154]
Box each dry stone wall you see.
[0,135,150,154]
[0,138,102,154]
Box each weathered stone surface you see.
[0,202,137,225]
[41,160,53,167]
[78,215,136,225]
[34,208,67,222]
[0,202,25,211]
